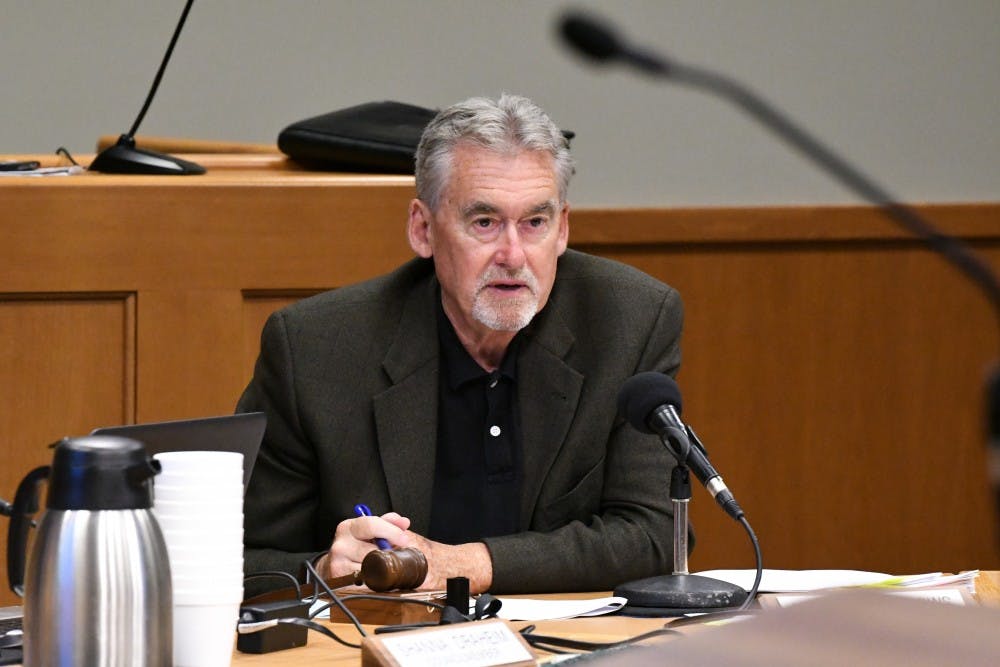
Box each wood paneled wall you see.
[569,206,1000,582]
[1,154,997,606]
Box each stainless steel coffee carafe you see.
[7,435,172,666]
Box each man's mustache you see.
[477,268,539,295]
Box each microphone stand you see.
[614,439,747,616]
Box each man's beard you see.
[471,267,540,332]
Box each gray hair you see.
[414,94,575,212]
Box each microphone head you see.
[617,372,683,434]
[559,12,623,62]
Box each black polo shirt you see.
[427,302,523,545]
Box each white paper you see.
[693,569,977,593]
[692,569,895,592]
[0,165,84,177]
[494,596,627,621]
[769,587,968,609]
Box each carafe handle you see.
[6,465,50,597]
[126,458,161,486]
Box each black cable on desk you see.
[303,559,367,637]
[237,561,369,650]
[518,624,681,655]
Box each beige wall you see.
[2,0,998,207]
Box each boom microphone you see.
[563,7,1000,537]
[557,11,1000,321]
[619,372,744,520]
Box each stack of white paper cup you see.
[153,451,244,667]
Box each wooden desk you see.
[230,574,1000,665]
[2,154,998,608]
[229,594,668,666]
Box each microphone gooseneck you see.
[126,0,197,139]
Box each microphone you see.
[619,372,744,521]
[559,12,668,75]
[613,372,751,614]
[89,0,205,175]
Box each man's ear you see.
[407,199,434,258]
[556,202,570,256]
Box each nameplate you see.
[361,618,535,667]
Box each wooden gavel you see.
[349,546,428,592]
[242,547,428,606]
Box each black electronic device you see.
[89,0,204,175]
[0,161,40,172]
[236,600,310,654]
[445,576,470,616]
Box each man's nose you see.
[494,222,526,268]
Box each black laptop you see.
[91,412,266,492]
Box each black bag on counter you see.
[277,101,437,173]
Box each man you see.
[239,94,685,595]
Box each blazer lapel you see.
[517,311,582,529]
[373,278,440,534]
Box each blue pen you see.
[353,503,393,550]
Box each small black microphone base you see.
[89,134,205,175]
[614,573,748,617]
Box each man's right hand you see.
[315,511,414,580]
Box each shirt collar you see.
[436,298,520,391]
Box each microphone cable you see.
[736,515,764,611]
[517,624,681,655]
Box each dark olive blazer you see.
[238,249,684,594]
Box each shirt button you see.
[489,378,499,388]
[489,425,501,437]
